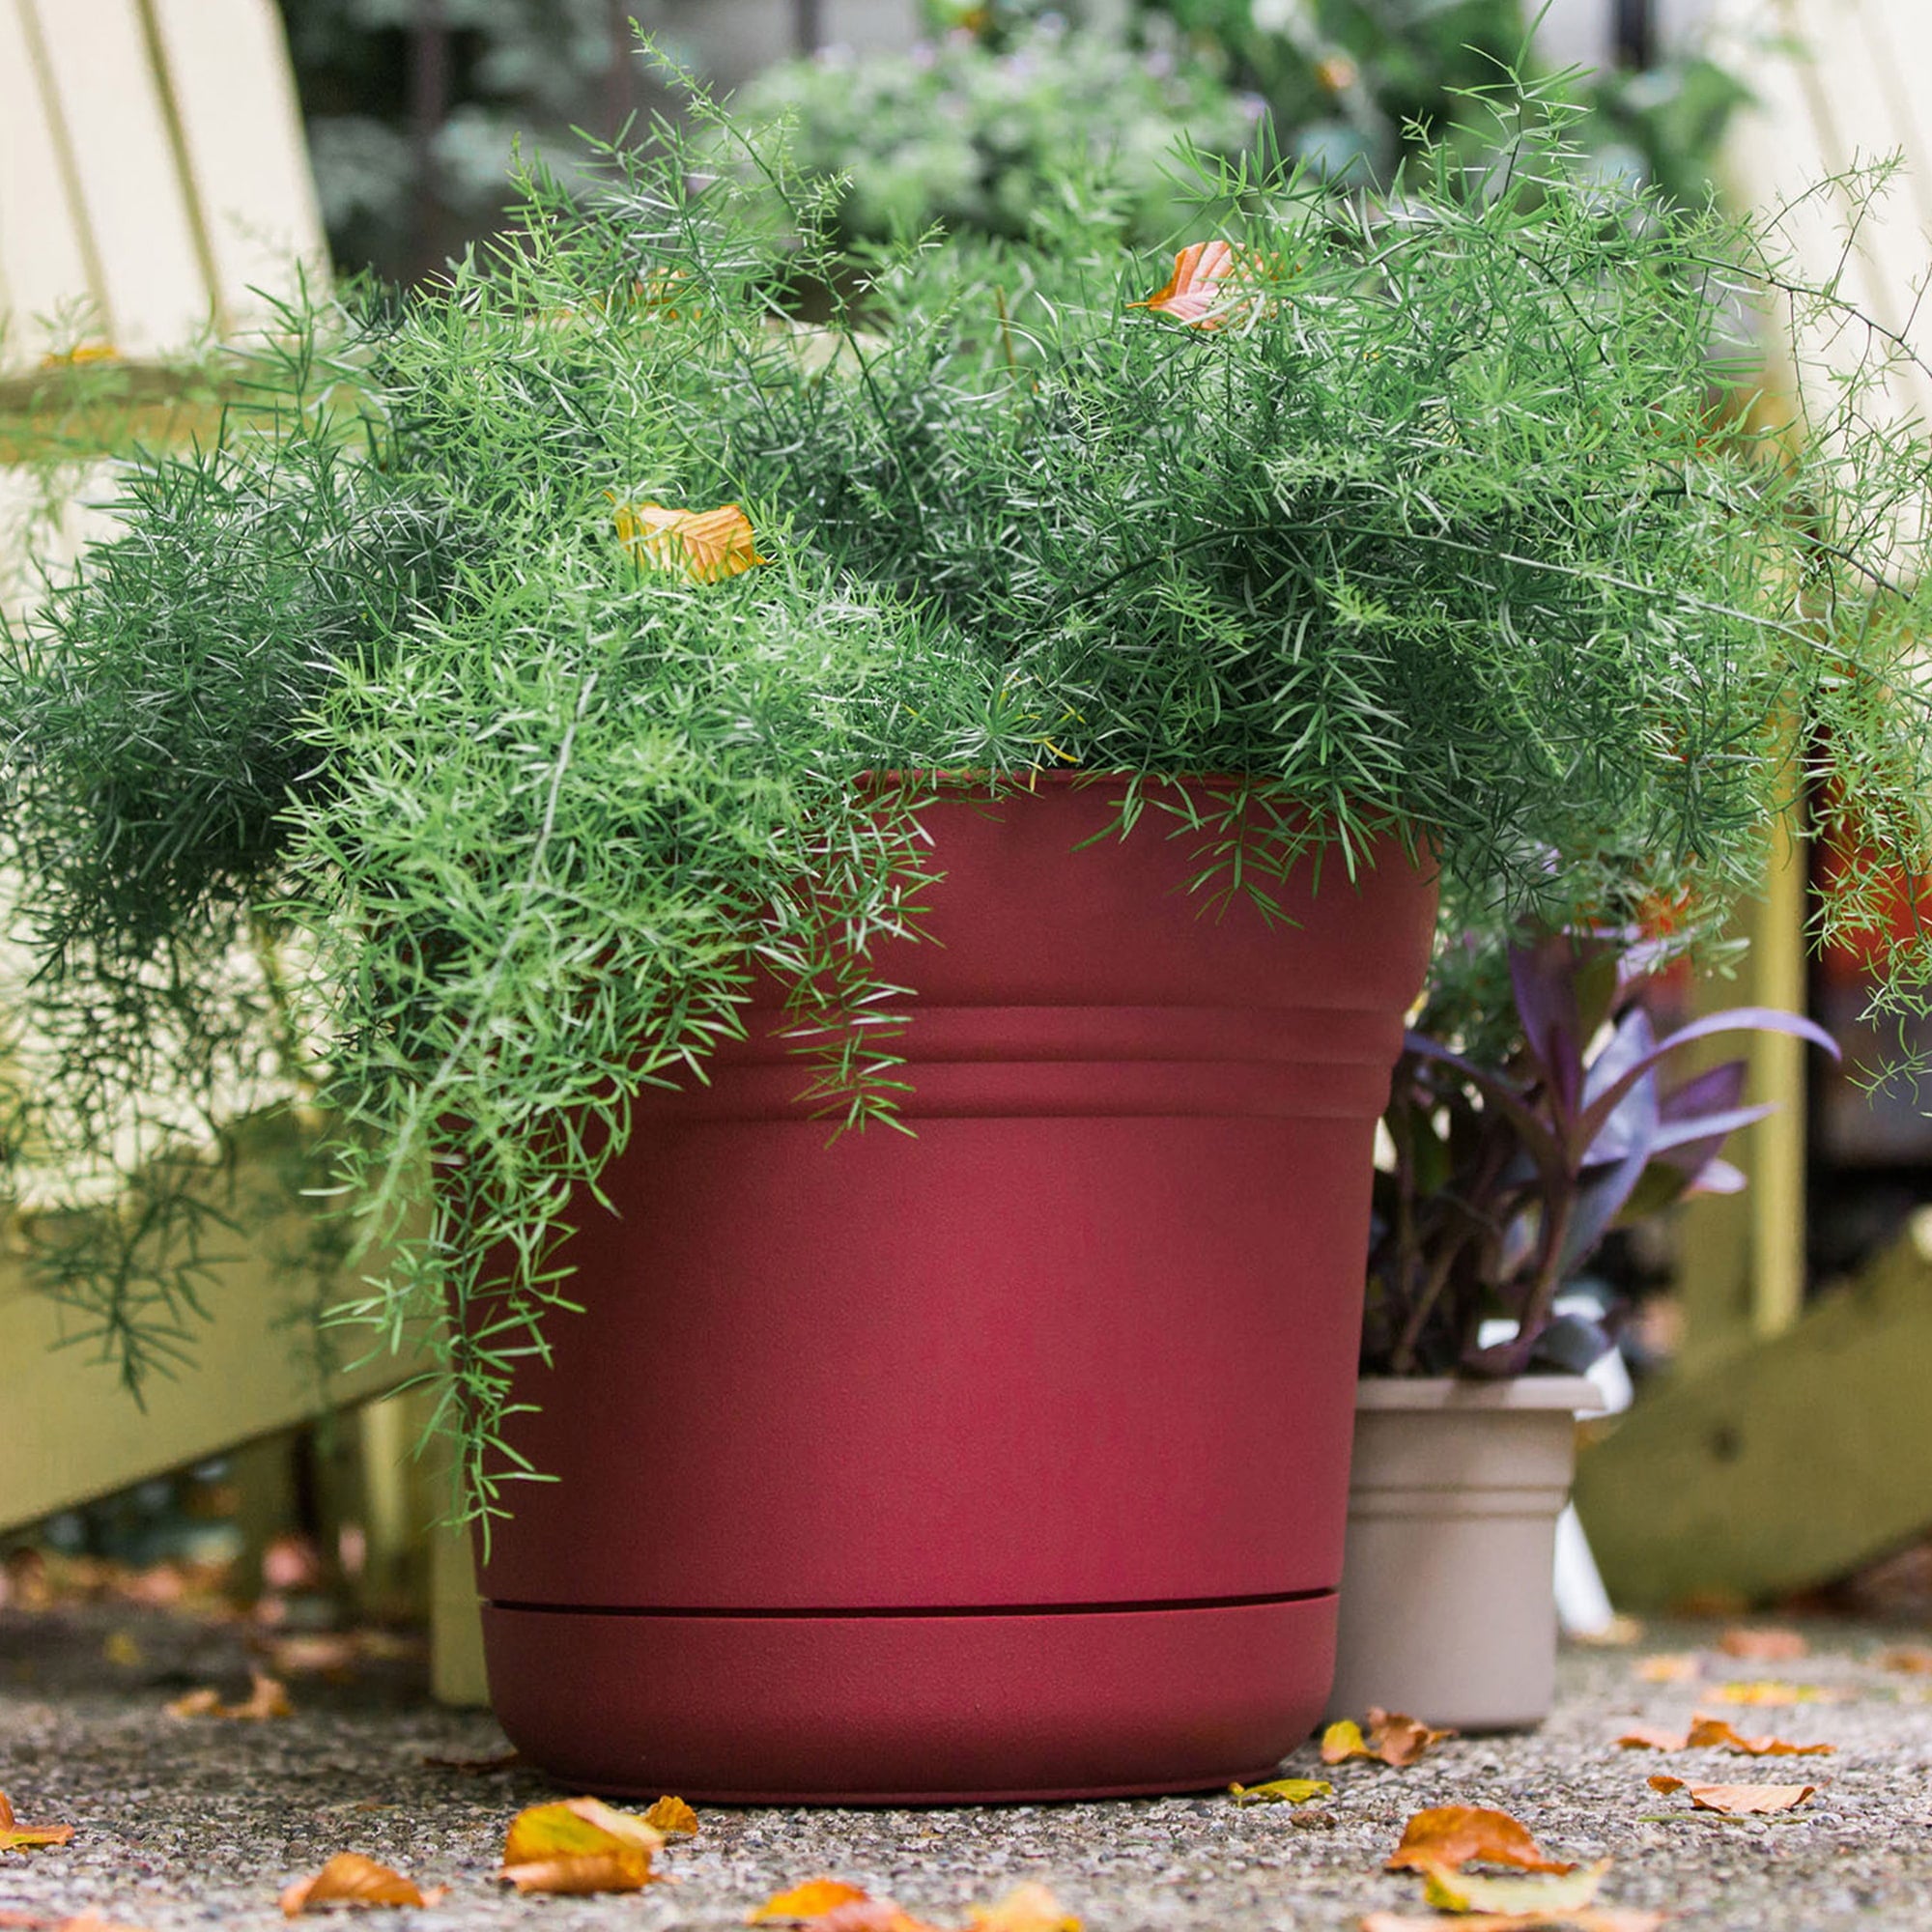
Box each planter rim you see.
[1354,1374,1605,1415]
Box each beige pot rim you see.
[1354,1373,1606,1415]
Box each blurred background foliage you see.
[273,0,1751,280]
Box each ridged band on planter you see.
[1327,1376,1606,1734]
[476,775,1439,1801]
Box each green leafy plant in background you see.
[724,23,1268,247]
[5,72,1931,1520]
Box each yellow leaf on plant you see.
[1647,1775,1816,1814]
[0,1789,74,1852]
[1386,1806,1576,1875]
[1421,1858,1611,1916]
[749,1879,874,1922]
[502,1795,665,1867]
[642,1794,699,1835]
[966,1882,1081,1932]
[279,1852,437,1916]
[1230,1776,1332,1806]
[612,500,767,582]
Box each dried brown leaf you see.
[1615,1724,1689,1751]
[642,1795,699,1836]
[1647,1775,1815,1814]
[1876,1645,1932,1675]
[1386,1806,1576,1875]
[1127,241,1264,329]
[1684,1715,1833,1757]
[499,1851,659,1896]
[1719,1628,1807,1663]
[279,1852,436,1916]
[1323,1711,1455,1768]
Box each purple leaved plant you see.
[1362,927,1839,1378]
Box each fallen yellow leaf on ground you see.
[0,1791,74,1853]
[498,1797,666,1894]
[1361,1911,1663,1931]
[279,1853,440,1916]
[612,500,767,582]
[642,1795,699,1835]
[164,1671,292,1721]
[1421,1858,1611,1916]
[1709,1681,1830,1707]
[1386,1806,1576,1875]
[1230,1777,1332,1806]
[1647,1775,1816,1813]
[966,1884,1081,1932]
[1719,1628,1807,1662]
[499,1851,659,1896]
[749,1880,874,1923]
[1324,1710,1456,1768]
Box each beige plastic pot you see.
[1326,1376,1605,1732]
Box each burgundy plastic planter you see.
[477,776,1437,1802]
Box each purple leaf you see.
[1574,1006,1840,1152]
[1509,933,1588,1127]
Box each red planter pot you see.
[477,777,1437,1802]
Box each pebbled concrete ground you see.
[5,1606,1932,1930]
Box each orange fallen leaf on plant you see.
[1719,1628,1807,1663]
[1324,1709,1456,1767]
[642,1794,699,1835]
[1634,1653,1702,1684]
[0,1790,73,1853]
[498,1796,666,1896]
[279,1853,441,1916]
[164,1670,292,1721]
[1128,241,1265,330]
[1647,1774,1816,1814]
[612,500,767,582]
[1386,1805,1576,1875]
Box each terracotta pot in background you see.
[1327,1376,1606,1733]
[477,777,1438,1801]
